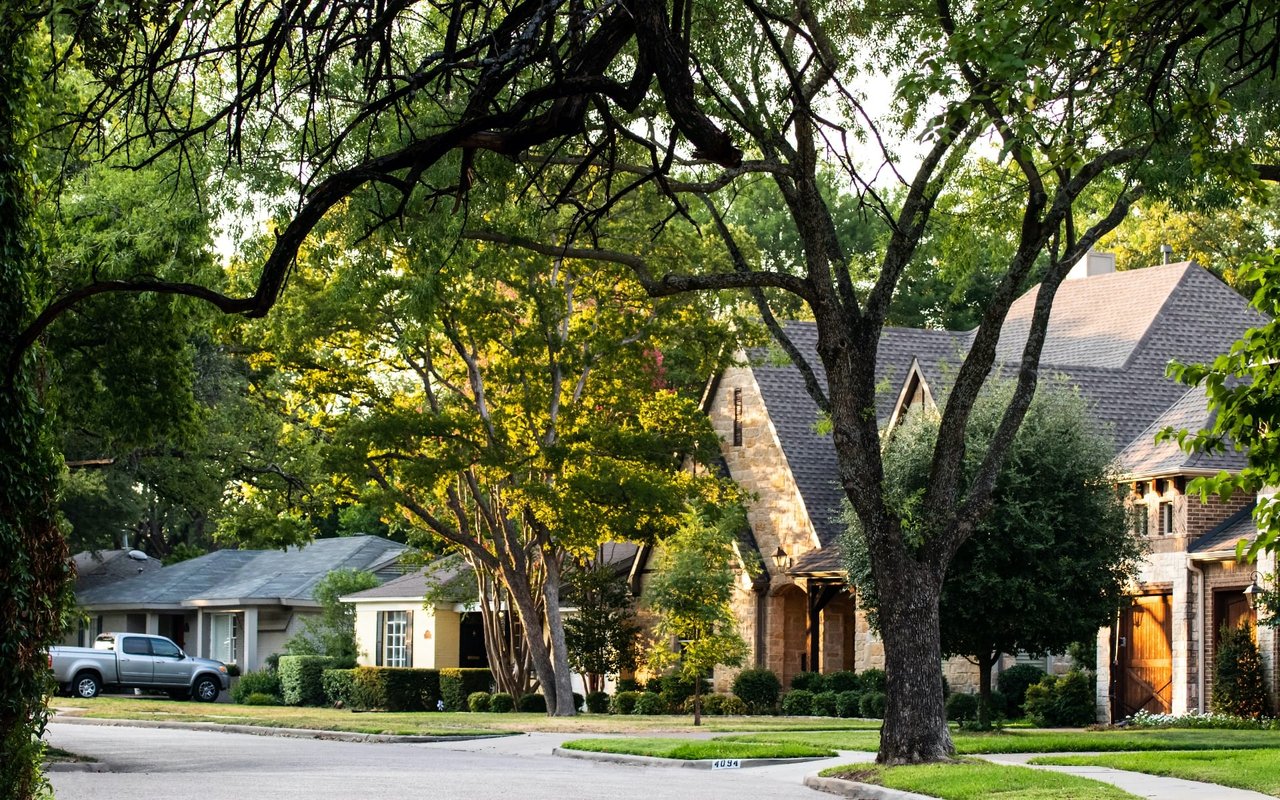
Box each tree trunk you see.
[977,651,996,731]
[502,566,560,712]
[541,556,577,716]
[875,565,954,764]
[693,674,702,727]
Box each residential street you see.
[45,722,833,800]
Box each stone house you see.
[643,255,1278,715]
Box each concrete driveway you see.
[46,722,836,800]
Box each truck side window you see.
[121,637,151,656]
[151,639,181,658]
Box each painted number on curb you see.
[712,759,741,770]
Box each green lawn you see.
[820,761,1140,800]
[561,737,835,760]
[1034,750,1280,797]
[723,727,1280,754]
[49,696,881,735]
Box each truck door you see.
[117,636,155,685]
[150,637,189,686]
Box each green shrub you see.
[781,689,814,716]
[278,655,335,706]
[467,691,491,712]
[790,672,826,692]
[232,669,282,704]
[440,668,493,711]
[998,664,1047,717]
[1212,623,1270,718]
[697,694,724,715]
[615,678,641,692]
[609,690,642,715]
[1024,671,1096,727]
[243,692,281,706]
[719,695,748,715]
[518,693,547,713]
[489,692,515,713]
[584,691,609,713]
[858,669,887,694]
[946,692,979,723]
[811,690,838,717]
[321,668,355,707]
[836,690,863,718]
[732,668,781,715]
[825,671,859,693]
[349,667,440,711]
[658,674,708,711]
[942,675,950,698]
[859,690,886,719]
[633,692,667,715]
[573,692,584,712]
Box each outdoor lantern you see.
[1244,572,1264,610]
[773,546,791,572]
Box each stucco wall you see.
[353,601,455,669]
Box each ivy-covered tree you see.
[644,504,750,726]
[844,383,1142,729]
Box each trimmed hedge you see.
[610,690,642,715]
[859,690,886,719]
[468,691,491,712]
[825,671,860,693]
[585,691,609,714]
[811,690,838,717]
[440,668,493,711]
[1024,671,1095,727]
[946,692,979,723]
[998,664,1047,718]
[858,669,887,694]
[489,692,515,713]
[244,692,282,705]
[351,667,441,711]
[232,669,282,704]
[790,672,825,692]
[321,668,355,707]
[732,668,781,715]
[633,692,667,715]
[835,690,863,718]
[781,689,814,716]
[279,655,335,706]
[518,693,547,713]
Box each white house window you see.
[210,613,239,664]
[383,611,408,667]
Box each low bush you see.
[440,668,493,712]
[811,690,838,717]
[858,669,887,694]
[585,691,610,714]
[243,692,281,706]
[615,678,641,692]
[825,671,860,693]
[468,691,491,712]
[350,667,441,711]
[609,691,642,715]
[518,692,547,713]
[1125,710,1280,730]
[232,669,282,704]
[998,664,1047,718]
[836,690,863,718]
[278,655,335,706]
[781,689,814,716]
[321,669,355,707]
[1024,671,1096,727]
[633,692,667,715]
[489,692,515,713]
[733,668,781,715]
[697,694,724,715]
[946,692,979,723]
[790,672,826,692]
[859,690,887,719]
[1213,622,1270,718]
[719,695,748,715]
[573,692,584,712]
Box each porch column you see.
[194,610,204,659]
[243,607,259,671]
[145,612,159,635]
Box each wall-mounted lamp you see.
[1244,572,1264,610]
[772,546,792,572]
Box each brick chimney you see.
[1066,249,1116,280]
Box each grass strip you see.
[820,761,1140,800]
[724,727,1280,754]
[1033,749,1280,797]
[560,737,835,760]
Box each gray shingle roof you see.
[73,549,163,593]
[77,535,409,607]
[741,263,1264,562]
[344,555,476,604]
[1113,386,1248,478]
[1191,502,1257,555]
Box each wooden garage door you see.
[1118,594,1173,717]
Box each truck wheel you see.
[192,676,220,703]
[73,672,101,699]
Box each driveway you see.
[45,722,834,800]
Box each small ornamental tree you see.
[644,503,749,726]
[1212,622,1270,719]
[284,569,379,668]
[564,562,641,695]
[844,381,1141,729]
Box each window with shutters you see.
[383,610,408,667]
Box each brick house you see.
[639,255,1278,717]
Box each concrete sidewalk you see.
[979,752,1275,800]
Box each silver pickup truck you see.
[51,632,230,702]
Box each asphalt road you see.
[46,722,837,800]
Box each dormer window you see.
[733,388,743,446]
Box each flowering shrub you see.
[1124,710,1280,730]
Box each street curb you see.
[804,774,938,800]
[49,715,515,744]
[44,761,110,773]
[551,746,829,770]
